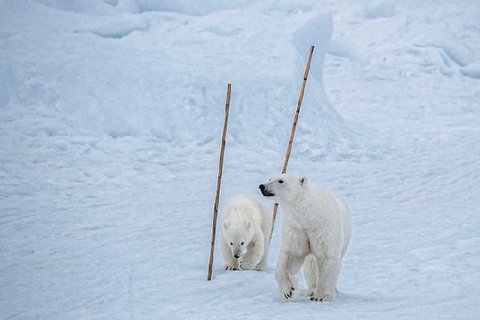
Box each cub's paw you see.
[225,265,238,271]
[254,263,265,271]
[238,260,254,270]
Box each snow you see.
[1,0,479,319]
[461,63,480,79]
[355,0,396,20]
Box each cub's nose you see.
[234,255,240,259]
[259,184,265,191]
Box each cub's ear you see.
[299,176,307,186]
[244,220,251,230]
[224,222,231,230]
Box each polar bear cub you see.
[220,194,272,271]
[259,174,351,301]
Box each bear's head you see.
[223,220,254,259]
[258,173,307,203]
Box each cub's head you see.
[223,220,254,259]
[258,173,307,202]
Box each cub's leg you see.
[239,235,264,270]
[221,237,238,270]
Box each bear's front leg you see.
[310,256,340,302]
[275,251,305,299]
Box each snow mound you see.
[293,13,333,86]
[135,0,253,15]
[327,35,364,63]
[88,16,149,38]
[268,0,318,14]
[404,4,479,77]
[35,0,139,15]
[36,0,256,16]
[460,63,480,79]
[1,1,359,159]
[356,0,395,19]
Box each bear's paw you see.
[282,287,295,300]
[310,293,335,302]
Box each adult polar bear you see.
[220,194,272,271]
[259,174,351,302]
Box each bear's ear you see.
[299,176,307,186]
[224,222,231,230]
[244,220,251,230]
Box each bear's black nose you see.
[234,255,240,259]
[259,184,265,191]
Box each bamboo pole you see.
[207,83,232,281]
[269,46,315,245]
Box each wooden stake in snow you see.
[207,83,231,281]
[269,46,315,245]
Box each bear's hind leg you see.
[310,256,340,302]
[302,254,317,297]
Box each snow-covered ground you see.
[1,0,479,319]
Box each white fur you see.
[260,174,351,301]
[220,194,272,271]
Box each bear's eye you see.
[241,242,244,245]
[278,180,284,184]
[229,242,233,246]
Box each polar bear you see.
[259,174,351,302]
[220,194,272,271]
